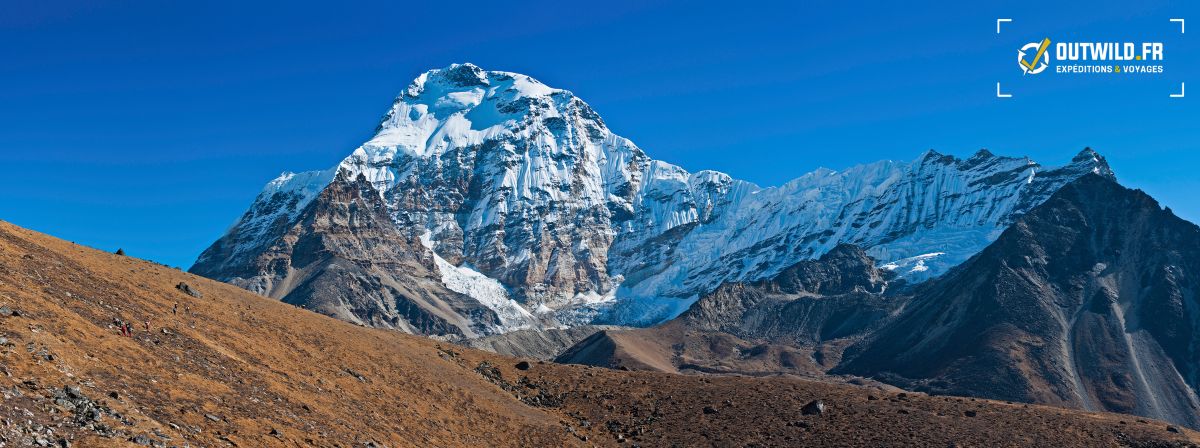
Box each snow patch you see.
[881,252,947,275]
[420,232,536,332]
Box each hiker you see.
[144,320,150,332]
[173,302,178,315]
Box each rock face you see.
[838,174,1200,428]
[191,63,1115,335]
[678,244,898,345]
[192,170,503,337]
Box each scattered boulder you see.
[204,413,221,422]
[801,400,826,416]
[963,410,977,417]
[115,248,125,256]
[1167,425,1180,433]
[515,361,531,371]
[703,406,719,415]
[175,283,202,298]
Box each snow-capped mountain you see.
[190,63,1115,335]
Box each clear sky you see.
[2,0,1197,268]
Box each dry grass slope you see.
[0,220,1196,447]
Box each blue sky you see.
[1,0,1197,268]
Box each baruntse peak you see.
[401,63,562,102]
[370,65,574,158]
[404,62,490,95]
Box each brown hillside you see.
[0,221,1196,447]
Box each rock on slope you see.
[838,174,1200,429]
[460,325,625,360]
[3,221,1196,447]
[191,62,1115,334]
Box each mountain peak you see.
[401,63,561,102]
[404,63,489,96]
[369,64,571,157]
[916,149,958,167]
[970,148,995,159]
[1073,146,1099,160]
[1067,147,1116,180]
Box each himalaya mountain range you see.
[190,62,1114,337]
[187,63,1200,429]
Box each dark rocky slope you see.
[838,174,1200,428]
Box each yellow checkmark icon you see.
[1021,38,1051,70]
